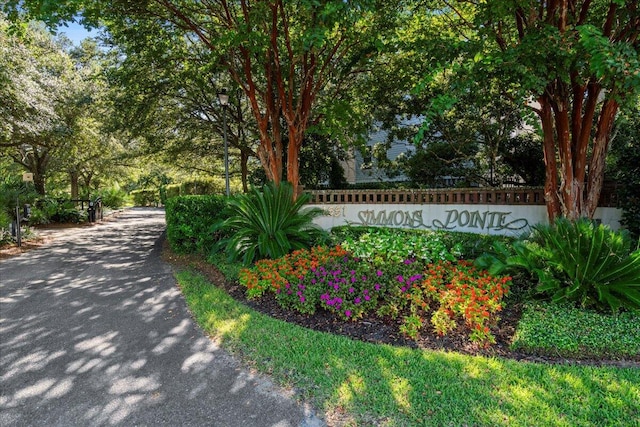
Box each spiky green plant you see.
[477,218,640,313]
[530,218,640,312]
[217,182,327,265]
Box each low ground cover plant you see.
[512,301,640,359]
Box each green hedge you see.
[165,195,228,254]
[131,189,159,206]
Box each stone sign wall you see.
[310,203,623,236]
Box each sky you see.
[56,21,99,45]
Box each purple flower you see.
[374,284,381,291]
[376,270,383,277]
[364,295,371,301]
[349,287,355,293]
[404,259,415,265]
[321,293,329,301]
[397,275,405,283]
[345,310,352,317]
[300,296,306,303]
[354,297,361,304]
[297,291,302,296]
[285,283,291,289]
[311,279,316,284]
[298,284,306,290]
[333,284,340,290]
[361,276,367,281]
[400,286,407,292]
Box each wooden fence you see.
[307,186,619,207]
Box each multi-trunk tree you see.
[143,0,385,196]
[434,0,640,221]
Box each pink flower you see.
[345,310,352,317]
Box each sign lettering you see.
[351,209,528,231]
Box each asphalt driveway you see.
[0,208,322,427]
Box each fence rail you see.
[307,186,619,208]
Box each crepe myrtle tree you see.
[428,0,640,221]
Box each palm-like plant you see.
[217,182,327,265]
[477,218,640,313]
[530,218,640,312]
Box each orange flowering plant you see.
[412,260,511,346]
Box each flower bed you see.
[240,245,511,347]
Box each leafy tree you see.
[610,103,640,240]
[428,0,640,221]
[9,1,396,197]
[500,133,546,187]
[0,17,80,194]
[100,20,259,192]
[298,133,347,189]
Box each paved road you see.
[0,208,322,427]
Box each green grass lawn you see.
[176,269,640,427]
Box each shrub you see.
[330,226,510,261]
[0,209,12,245]
[163,184,181,201]
[131,189,159,206]
[28,197,87,224]
[339,228,463,265]
[165,195,228,254]
[217,182,327,265]
[0,177,38,226]
[95,186,128,208]
[181,178,225,195]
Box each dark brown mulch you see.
[162,245,639,368]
